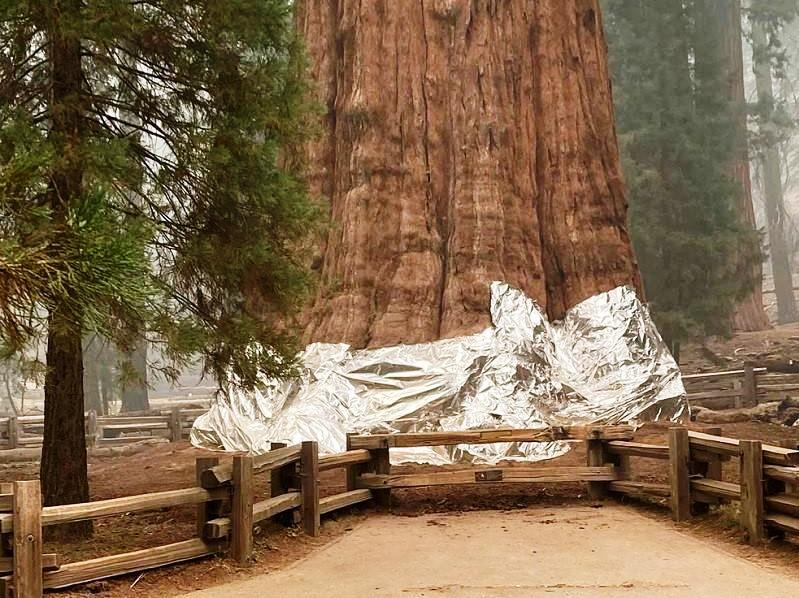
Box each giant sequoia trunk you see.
[713,0,769,331]
[298,0,642,348]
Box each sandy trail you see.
[183,504,799,597]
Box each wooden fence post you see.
[169,407,182,443]
[740,440,764,544]
[195,457,220,538]
[269,442,288,497]
[86,411,98,449]
[12,480,42,598]
[7,418,17,451]
[586,433,609,500]
[690,427,722,513]
[1,483,12,585]
[231,456,254,563]
[300,441,320,537]
[743,363,757,407]
[668,427,691,522]
[345,434,359,492]
[732,379,743,409]
[269,443,299,525]
[369,442,391,508]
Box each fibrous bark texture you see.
[712,0,769,331]
[299,0,642,348]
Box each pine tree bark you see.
[40,0,91,537]
[298,0,642,348]
[42,312,91,537]
[752,20,798,324]
[712,0,769,331]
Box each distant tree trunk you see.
[298,0,642,348]
[752,20,798,324]
[120,340,149,412]
[40,0,92,538]
[713,0,769,331]
[99,358,113,414]
[82,335,103,414]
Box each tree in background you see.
[713,0,770,332]
[83,334,115,415]
[603,0,762,360]
[0,343,44,415]
[0,0,319,536]
[749,0,799,323]
[120,340,149,413]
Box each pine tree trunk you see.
[713,0,769,331]
[40,0,92,538]
[42,311,91,537]
[121,341,149,412]
[752,20,798,324]
[298,0,642,348]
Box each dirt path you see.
[183,504,799,597]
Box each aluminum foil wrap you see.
[191,283,686,463]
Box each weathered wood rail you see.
[0,407,208,451]
[684,364,799,409]
[2,424,799,596]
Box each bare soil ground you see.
[1,419,798,597]
[182,506,799,597]
[2,324,799,595]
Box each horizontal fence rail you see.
[0,407,208,452]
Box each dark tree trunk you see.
[40,0,92,538]
[298,0,642,348]
[42,312,91,537]
[120,340,149,412]
[710,0,769,331]
[752,19,797,324]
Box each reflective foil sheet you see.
[191,283,687,463]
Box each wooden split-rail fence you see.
[1,424,799,597]
[0,408,207,451]
[684,364,799,409]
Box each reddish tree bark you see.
[711,0,769,331]
[298,0,642,348]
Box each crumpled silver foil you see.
[191,283,686,463]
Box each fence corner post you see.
[231,455,254,563]
[12,480,42,598]
[740,440,764,544]
[668,427,691,522]
[300,441,320,537]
